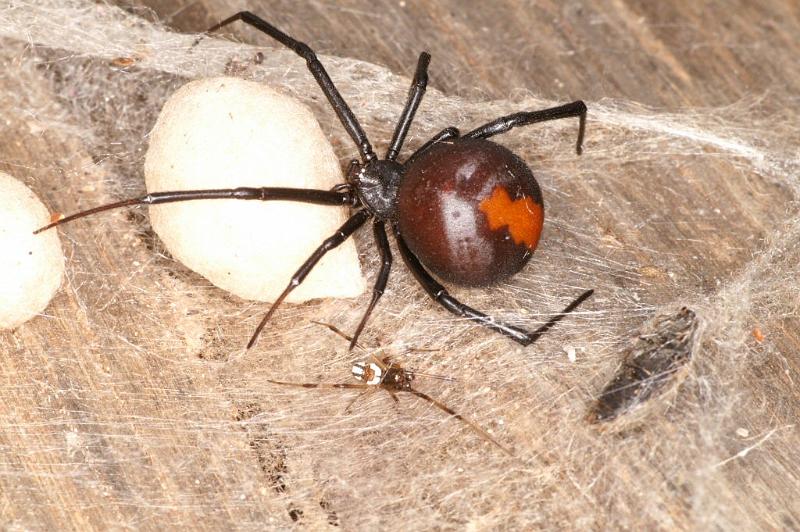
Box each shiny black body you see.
[349,159,405,222]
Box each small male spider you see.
[36,11,593,350]
[268,322,513,455]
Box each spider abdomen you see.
[397,138,544,286]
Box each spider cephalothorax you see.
[37,11,594,351]
[347,158,404,222]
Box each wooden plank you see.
[1,0,798,529]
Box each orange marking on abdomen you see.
[479,186,543,249]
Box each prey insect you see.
[267,322,514,456]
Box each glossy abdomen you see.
[397,138,544,286]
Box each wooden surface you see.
[1,0,799,530]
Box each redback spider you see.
[36,11,594,351]
[267,322,514,455]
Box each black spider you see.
[36,11,593,350]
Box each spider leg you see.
[464,100,587,155]
[522,289,594,344]
[369,353,391,371]
[403,127,460,168]
[266,379,368,391]
[267,378,374,414]
[310,320,363,350]
[405,388,514,456]
[208,12,375,161]
[348,221,392,350]
[384,388,401,405]
[343,388,374,414]
[247,210,371,349]
[386,52,431,161]
[394,230,593,346]
[34,187,353,233]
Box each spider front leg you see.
[247,210,371,349]
[394,230,593,347]
[464,100,587,154]
[386,51,431,161]
[208,11,375,161]
[266,380,369,391]
[34,187,354,233]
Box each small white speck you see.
[736,427,750,438]
[399,0,406,6]
[564,346,577,362]
[65,429,79,449]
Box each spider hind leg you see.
[394,230,592,346]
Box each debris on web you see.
[588,307,699,423]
